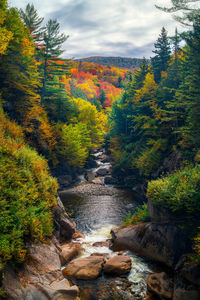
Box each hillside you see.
[75,56,143,70]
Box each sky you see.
[8,0,181,59]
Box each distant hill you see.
[75,56,142,70]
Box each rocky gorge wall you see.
[0,197,80,300]
[110,200,200,300]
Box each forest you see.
[0,0,200,296]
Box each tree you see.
[0,0,13,55]
[132,58,150,90]
[151,27,171,82]
[99,89,106,106]
[19,4,44,43]
[40,19,69,103]
[156,0,200,25]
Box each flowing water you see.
[59,150,158,299]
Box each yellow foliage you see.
[0,9,13,55]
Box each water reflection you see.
[59,188,138,233]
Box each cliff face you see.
[110,200,200,300]
[1,197,79,300]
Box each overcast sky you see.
[8,0,181,59]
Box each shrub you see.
[147,165,200,215]
[123,204,150,225]
[147,165,200,264]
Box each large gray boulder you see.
[110,223,190,267]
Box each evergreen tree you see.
[133,58,150,90]
[19,3,44,43]
[176,22,200,148]
[151,27,171,83]
[156,0,200,25]
[40,19,68,104]
[99,89,106,106]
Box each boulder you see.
[147,272,173,300]
[148,200,179,223]
[96,168,108,176]
[2,242,79,300]
[92,240,110,247]
[58,175,73,188]
[54,197,76,243]
[85,172,95,182]
[59,242,82,266]
[62,256,104,280]
[104,176,117,185]
[72,230,85,240]
[173,288,200,300]
[91,177,104,185]
[103,255,132,275]
[110,223,190,267]
[180,264,200,286]
[173,274,200,300]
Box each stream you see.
[59,150,158,299]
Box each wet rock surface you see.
[104,255,132,275]
[62,256,105,280]
[110,222,190,267]
[59,242,82,266]
[147,272,173,300]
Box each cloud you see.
[9,0,180,59]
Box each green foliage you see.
[19,3,44,42]
[56,122,91,168]
[147,164,200,263]
[0,108,58,268]
[123,204,150,225]
[147,165,200,214]
[151,27,171,82]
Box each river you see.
[59,150,158,299]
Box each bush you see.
[147,165,200,264]
[147,165,200,214]
[123,204,150,225]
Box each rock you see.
[102,156,110,163]
[148,200,179,223]
[180,264,200,286]
[58,175,73,188]
[91,177,104,185]
[59,242,82,266]
[92,240,110,247]
[72,230,85,240]
[54,198,76,243]
[62,256,104,280]
[118,251,125,256]
[90,253,110,259]
[104,255,132,275]
[2,242,79,300]
[173,274,200,300]
[173,288,200,300]
[96,168,108,176]
[110,223,190,267]
[147,272,173,300]
[85,172,95,182]
[104,176,117,185]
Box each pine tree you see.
[19,4,44,43]
[156,0,200,25]
[39,19,69,104]
[151,27,171,83]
